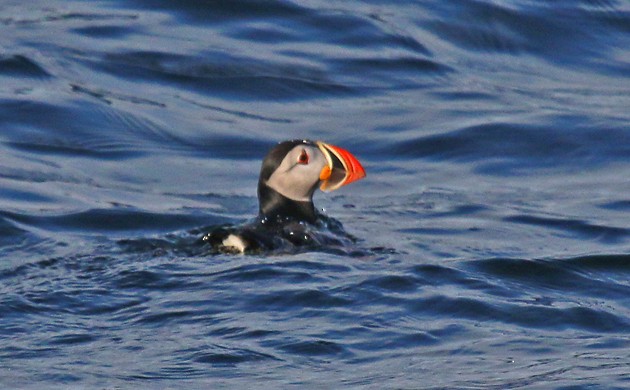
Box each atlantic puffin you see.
[202,139,366,254]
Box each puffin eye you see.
[297,149,309,165]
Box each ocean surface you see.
[1,0,629,388]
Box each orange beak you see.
[317,142,366,192]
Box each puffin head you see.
[257,140,366,223]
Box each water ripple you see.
[390,121,630,173]
[505,215,630,243]
[0,54,51,78]
[1,209,207,233]
[91,50,356,100]
[409,294,629,333]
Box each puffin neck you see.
[258,183,318,224]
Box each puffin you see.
[202,139,366,254]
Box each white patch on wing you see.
[221,234,247,253]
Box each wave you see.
[0,54,51,79]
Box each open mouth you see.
[317,142,366,192]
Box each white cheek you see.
[264,145,328,202]
[267,162,321,201]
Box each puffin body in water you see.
[203,139,366,254]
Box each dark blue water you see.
[1,0,629,388]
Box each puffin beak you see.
[317,142,366,192]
